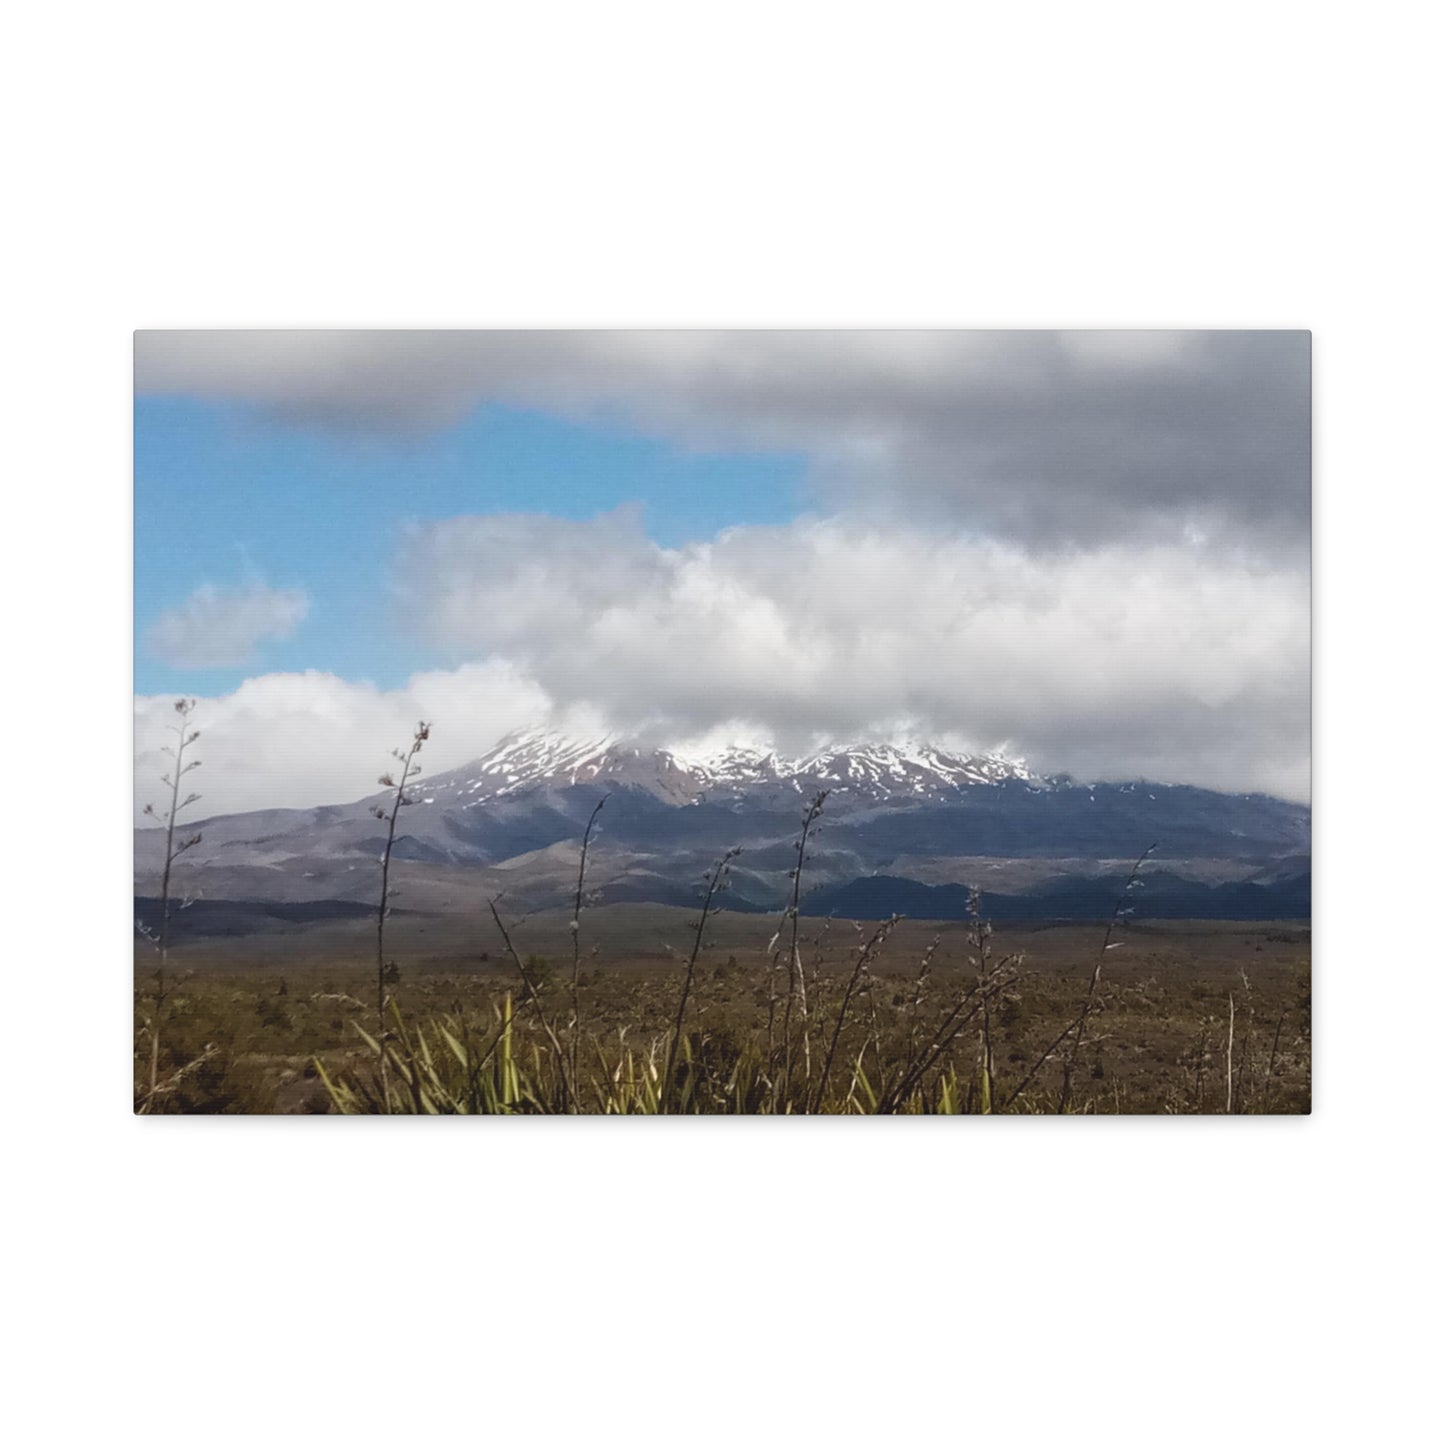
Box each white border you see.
[8,3,1441,1440]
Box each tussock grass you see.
[132,941,1312,1115]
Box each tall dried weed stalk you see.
[135,698,203,1110]
[369,721,430,1038]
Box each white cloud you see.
[132,510,1310,815]
[393,511,1310,800]
[133,661,554,821]
[146,582,309,668]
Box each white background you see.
[4,3,1441,1441]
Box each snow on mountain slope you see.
[421,726,1038,807]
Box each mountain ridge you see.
[135,725,1310,925]
[418,725,1041,809]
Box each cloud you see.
[136,330,1310,551]
[146,582,309,668]
[133,661,555,821]
[133,509,1309,814]
[134,332,1311,804]
[393,510,1310,800]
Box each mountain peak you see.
[428,725,1038,807]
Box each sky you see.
[134,331,1310,816]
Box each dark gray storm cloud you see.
[136,330,1309,551]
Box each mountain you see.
[419,729,1039,807]
[135,727,1311,931]
[805,864,1312,923]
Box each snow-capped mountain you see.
[135,725,1310,928]
[423,727,1038,809]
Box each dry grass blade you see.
[813,913,901,1113]
[779,791,827,1103]
[569,795,607,1093]
[1058,841,1156,1113]
[660,846,741,1114]
[487,897,576,1112]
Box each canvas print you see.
[133,331,1310,1115]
